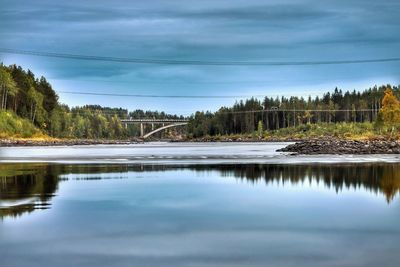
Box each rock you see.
[277,138,400,154]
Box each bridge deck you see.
[121,119,189,124]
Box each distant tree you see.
[303,110,313,124]
[380,87,400,131]
[109,115,125,139]
[49,106,65,137]
[73,115,86,138]
[27,86,44,123]
[257,120,263,138]
[374,112,384,133]
[36,76,58,114]
[0,66,17,110]
[4,63,400,139]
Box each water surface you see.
[1,163,400,267]
[1,142,400,164]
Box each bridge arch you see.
[143,122,188,139]
[120,119,189,138]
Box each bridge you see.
[120,118,189,138]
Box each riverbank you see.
[277,138,400,154]
[1,136,399,156]
[0,136,304,146]
[2,142,400,165]
[0,138,143,147]
[175,136,299,142]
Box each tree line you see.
[187,85,400,137]
[2,63,400,139]
[0,64,181,139]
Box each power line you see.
[58,91,269,99]
[218,109,376,114]
[72,108,377,113]
[48,73,400,85]
[48,77,326,85]
[56,89,387,100]
[2,48,400,66]
[58,90,351,99]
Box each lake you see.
[1,143,400,267]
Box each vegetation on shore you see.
[188,87,400,141]
[1,63,400,141]
[185,122,375,141]
[0,110,45,138]
[266,122,378,140]
[187,86,400,138]
[0,64,183,139]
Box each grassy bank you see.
[188,122,386,141]
[266,122,379,140]
[0,110,48,139]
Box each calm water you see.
[1,162,400,267]
[2,142,400,164]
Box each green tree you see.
[303,110,313,124]
[73,115,86,138]
[27,86,44,124]
[0,66,18,110]
[257,120,263,138]
[109,115,125,139]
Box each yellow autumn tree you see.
[380,87,400,130]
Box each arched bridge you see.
[120,118,189,138]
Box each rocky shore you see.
[174,136,300,142]
[0,138,143,147]
[277,139,400,154]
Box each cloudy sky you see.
[1,0,399,115]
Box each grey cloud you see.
[0,0,399,113]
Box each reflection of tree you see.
[191,164,400,203]
[0,164,133,219]
[2,163,400,219]
[380,165,400,202]
[0,164,58,218]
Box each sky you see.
[1,0,400,116]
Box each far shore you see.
[0,138,143,147]
[1,136,399,155]
[0,137,295,147]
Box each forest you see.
[0,64,183,139]
[187,85,400,138]
[1,63,399,139]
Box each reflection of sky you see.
[3,143,400,164]
[1,0,400,115]
[2,168,400,267]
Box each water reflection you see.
[208,164,400,202]
[1,163,400,219]
[0,164,58,218]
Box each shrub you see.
[0,110,43,138]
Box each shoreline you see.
[1,137,400,155]
[0,137,298,147]
[2,142,400,165]
[0,138,144,147]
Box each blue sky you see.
[1,0,399,115]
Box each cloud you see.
[0,0,399,113]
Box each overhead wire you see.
[2,48,400,66]
[1,48,388,117]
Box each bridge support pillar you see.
[140,123,144,137]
